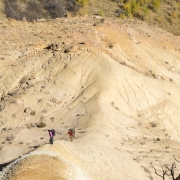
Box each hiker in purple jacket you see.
[48,129,55,145]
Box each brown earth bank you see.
[4,154,67,180]
[0,16,179,180]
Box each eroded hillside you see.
[0,16,180,180]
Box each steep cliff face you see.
[0,16,180,180]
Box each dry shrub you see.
[6,135,15,141]
[30,111,36,116]
[76,0,89,6]
[4,0,80,21]
[37,122,46,128]
[150,121,157,127]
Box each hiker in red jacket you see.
[68,129,75,142]
[48,129,55,144]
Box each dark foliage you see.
[4,0,80,21]
[42,0,65,18]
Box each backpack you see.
[51,129,55,136]
[68,129,75,137]
[71,129,75,135]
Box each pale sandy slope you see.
[0,17,180,180]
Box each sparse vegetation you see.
[37,122,46,128]
[155,15,163,23]
[99,9,104,16]
[149,70,157,78]
[30,111,36,116]
[76,0,89,6]
[6,135,15,141]
[2,0,180,35]
[150,121,157,127]
[121,0,161,19]
[119,0,179,19]
[113,0,180,35]
[119,13,126,19]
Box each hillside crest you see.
[0,16,180,180]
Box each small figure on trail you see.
[48,129,55,145]
[68,129,75,142]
